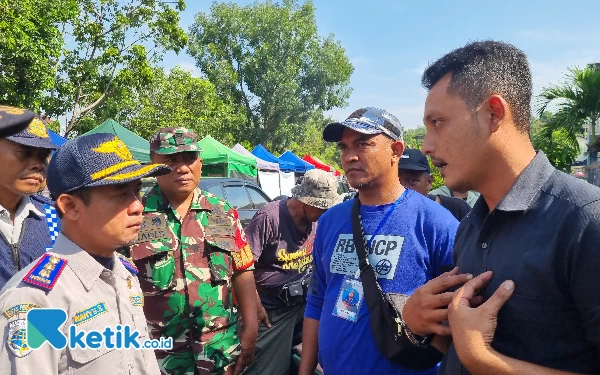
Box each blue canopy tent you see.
[251,145,295,173]
[279,150,315,174]
[49,130,67,147]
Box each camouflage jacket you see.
[130,185,254,344]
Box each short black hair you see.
[422,40,532,132]
[56,187,91,219]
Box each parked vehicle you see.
[141,177,270,227]
[199,177,271,227]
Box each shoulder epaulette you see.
[117,254,139,275]
[22,253,67,291]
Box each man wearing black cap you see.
[0,106,59,288]
[0,133,171,374]
[399,148,471,221]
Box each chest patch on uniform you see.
[129,295,144,307]
[3,304,42,319]
[22,253,67,291]
[118,254,139,275]
[136,214,170,243]
[7,319,31,358]
[73,302,108,325]
[208,214,233,227]
[330,234,405,280]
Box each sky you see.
[161,0,600,129]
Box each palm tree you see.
[537,65,600,164]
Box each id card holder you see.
[332,276,364,323]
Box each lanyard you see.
[43,204,59,246]
[365,190,406,249]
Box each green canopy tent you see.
[82,119,151,163]
[198,135,258,181]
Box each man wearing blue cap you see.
[0,133,171,374]
[300,108,465,375]
[0,106,59,288]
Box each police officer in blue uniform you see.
[0,133,172,374]
[0,106,59,288]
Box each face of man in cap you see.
[152,152,203,198]
[338,129,404,190]
[57,182,145,251]
[0,139,51,199]
[398,170,432,196]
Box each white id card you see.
[332,276,364,322]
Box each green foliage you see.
[0,0,77,110]
[95,66,245,142]
[403,127,443,189]
[537,65,600,161]
[188,0,353,151]
[0,0,188,136]
[287,114,341,171]
[531,112,580,172]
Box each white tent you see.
[232,143,281,199]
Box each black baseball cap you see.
[398,148,430,173]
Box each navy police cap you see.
[0,105,43,139]
[48,133,171,199]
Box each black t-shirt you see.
[428,194,471,221]
[244,199,314,309]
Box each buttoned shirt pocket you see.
[67,308,119,374]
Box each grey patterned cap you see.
[291,169,342,210]
[323,107,404,142]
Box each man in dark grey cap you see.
[0,106,59,288]
[243,169,341,375]
[299,107,463,375]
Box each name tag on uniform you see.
[130,295,144,307]
[73,302,108,325]
[208,214,233,227]
[333,277,364,323]
[136,214,170,243]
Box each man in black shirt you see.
[402,40,600,375]
[398,148,471,221]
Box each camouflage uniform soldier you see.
[131,128,258,375]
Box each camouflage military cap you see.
[149,127,202,155]
[291,169,342,210]
[323,107,403,143]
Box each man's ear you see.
[391,140,405,164]
[427,174,434,189]
[485,95,507,134]
[55,194,82,221]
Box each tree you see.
[0,0,77,109]
[287,114,341,171]
[531,112,580,172]
[95,66,246,143]
[188,0,353,151]
[403,127,444,189]
[0,0,188,136]
[537,65,600,163]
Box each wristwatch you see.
[398,312,434,347]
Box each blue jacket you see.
[0,195,59,289]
